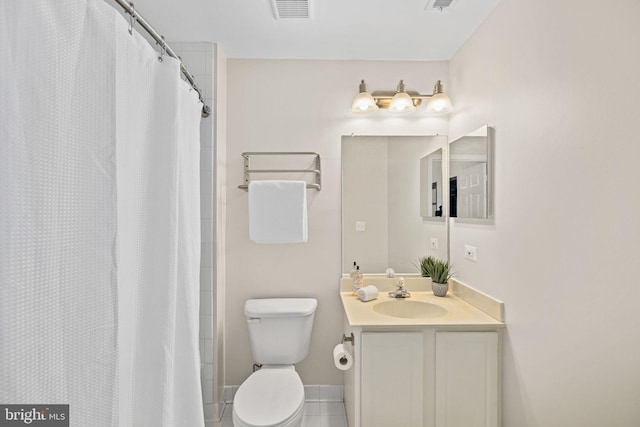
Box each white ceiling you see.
[120,0,501,60]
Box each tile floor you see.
[214,401,348,427]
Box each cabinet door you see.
[435,332,499,427]
[361,332,424,427]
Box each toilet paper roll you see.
[333,343,353,371]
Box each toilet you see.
[233,298,318,427]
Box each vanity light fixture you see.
[350,80,379,114]
[350,79,453,115]
[389,80,417,114]
[425,80,453,113]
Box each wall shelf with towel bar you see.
[238,152,322,191]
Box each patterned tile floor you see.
[213,401,348,427]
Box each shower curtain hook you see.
[157,36,166,62]
[127,2,136,35]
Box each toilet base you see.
[233,406,303,427]
[232,368,305,427]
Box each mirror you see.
[342,135,448,274]
[420,149,444,218]
[449,125,492,220]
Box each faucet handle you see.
[388,277,410,298]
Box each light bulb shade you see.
[351,92,379,114]
[389,92,416,113]
[425,92,453,114]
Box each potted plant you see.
[426,258,453,297]
[418,256,437,278]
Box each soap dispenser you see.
[352,265,362,296]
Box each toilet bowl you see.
[232,367,305,427]
[232,298,317,427]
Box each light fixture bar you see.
[371,91,422,109]
[350,79,453,114]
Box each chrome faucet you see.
[388,277,411,298]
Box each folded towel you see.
[357,285,379,302]
[249,180,308,243]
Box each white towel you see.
[249,180,308,243]
[357,285,379,302]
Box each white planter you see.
[432,282,448,297]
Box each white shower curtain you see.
[0,1,204,426]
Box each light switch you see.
[356,221,366,232]
[430,237,439,250]
[464,245,477,262]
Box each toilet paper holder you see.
[341,333,354,347]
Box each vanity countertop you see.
[340,278,504,327]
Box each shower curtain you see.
[0,1,204,426]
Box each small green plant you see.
[417,256,437,277]
[426,259,453,284]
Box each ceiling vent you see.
[270,0,311,19]
[425,0,457,12]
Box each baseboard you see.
[204,401,225,423]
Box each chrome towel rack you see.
[238,152,322,191]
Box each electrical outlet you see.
[464,245,477,262]
[356,221,366,232]
[430,237,439,250]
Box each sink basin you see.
[373,300,448,319]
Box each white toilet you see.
[233,298,318,427]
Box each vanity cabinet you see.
[435,332,499,427]
[361,332,424,427]
[340,280,504,427]
[355,330,500,427]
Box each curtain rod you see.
[112,0,211,118]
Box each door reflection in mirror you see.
[420,149,444,218]
[449,125,491,220]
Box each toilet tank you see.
[244,298,318,365]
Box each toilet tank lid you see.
[245,298,318,318]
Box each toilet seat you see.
[233,368,305,427]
